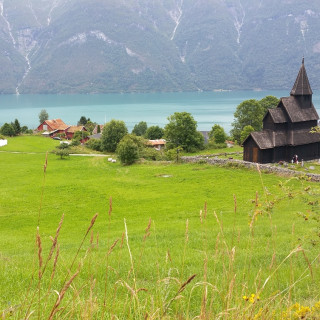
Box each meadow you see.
[1,136,320,319]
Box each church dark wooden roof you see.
[290,58,313,96]
[281,96,319,122]
[268,108,287,123]
[250,130,320,150]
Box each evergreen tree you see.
[39,109,49,124]
[11,119,21,135]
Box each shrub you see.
[166,147,183,162]
[0,123,15,136]
[141,147,165,161]
[207,142,227,149]
[70,139,81,146]
[116,135,139,165]
[85,139,101,151]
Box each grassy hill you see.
[1,136,320,318]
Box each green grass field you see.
[1,136,320,319]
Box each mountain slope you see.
[0,0,320,94]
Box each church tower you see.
[290,58,313,108]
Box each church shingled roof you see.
[290,58,313,96]
[281,96,319,122]
[248,129,320,150]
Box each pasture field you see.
[1,136,320,319]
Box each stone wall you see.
[181,156,320,182]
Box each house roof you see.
[89,133,102,139]
[66,125,86,133]
[148,139,166,146]
[44,119,69,130]
[280,96,319,122]
[290,58,313,96]
[247,129,320,150]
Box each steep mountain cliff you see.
[0,0,320,94]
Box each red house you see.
[37,119,69,137]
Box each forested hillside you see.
[0,0,320,93]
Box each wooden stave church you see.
[243,59,320,164]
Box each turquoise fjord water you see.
[0,91,320,133]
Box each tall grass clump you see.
[1,154,320,319]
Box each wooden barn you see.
[243,59,320,163]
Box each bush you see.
[165,147,183,162]
[207,142,227,149]
[116,135,139,165]
[85,139,101,151]
[0,123,15,136]
[70,139,81,146]
[141,148,165,161]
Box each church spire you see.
[290,58,313,96]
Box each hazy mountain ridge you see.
[0,0,320,94]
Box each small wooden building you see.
[243,59,320,163]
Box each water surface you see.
[1,91,319,133]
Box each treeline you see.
[0,119,33,137]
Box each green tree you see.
[78,116,90,126]
[11,119,21,135]
[55,148,70,159]
[209,124,227,144]
[97,125,101,133]
[164,112,204,152]
[101,119,128,152]
[21,126,29,134]
[132,121,148,136]
[259,95,279,114]
[0,123,15,136]
[240,125,255,143]
[231,99,264,143]
[116,135,139,165]
[38,109,49,124]
[85,121,96,134]
[145,126,164,140]
[73,130,90,141]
